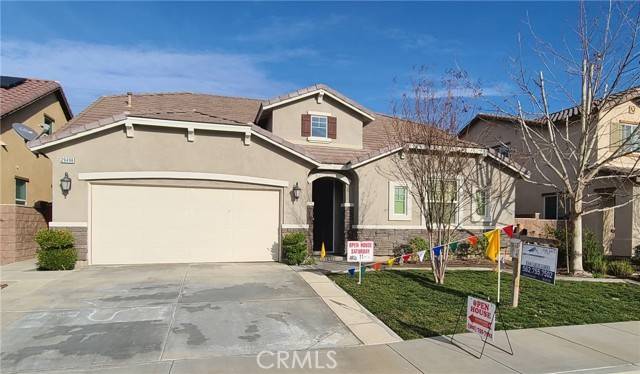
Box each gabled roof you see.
[0,76,73,120]
[460,86,640,135]
[28,85,527,177]
[256,83,376,122]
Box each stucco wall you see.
[597,99,640,169]
[44,125,314,225]
[352,152,517,230]
[461,108,639,257]
[270,96,364,149]
[0,93,68,205]
[460,120,568,218]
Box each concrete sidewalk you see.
[296,269,402,345]
[35,321,640,373]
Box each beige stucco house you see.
[459,91,640,257]
[28,84,525,265]
[0,76,73,264]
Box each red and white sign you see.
[347,241,374,262]
[466,296,496,340]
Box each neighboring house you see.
[0,76,73,264]
[28,84,525,265]
[459,92,640,257]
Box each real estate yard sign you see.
[347,241,374,262]
[521,244,558,284]
[347,241,374,285]
[466,296,496,341]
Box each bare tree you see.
[384,69,516,284]
[512,0,640,273]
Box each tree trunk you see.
[571,200,585,274]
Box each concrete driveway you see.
[0,260,360,373]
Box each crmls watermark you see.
[256,350,338,370]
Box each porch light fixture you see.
[60,172,72,198]
[292,182,302,200]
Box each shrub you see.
[545,225,571,269]
[35,229,74,251]
[607,260,634,278]
[409,237,428,253]
[589,257,607,277]
[35,229,77,270]
[393,244,411,258]
[547,226,606,273]
[631,246,640,267]
[282,232,307,265]
[37,248,77,271]
[455,238,483,258]
[583,230,605,273]
[408,237,429,262]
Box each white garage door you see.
[90,184,280,265]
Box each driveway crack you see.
[159,264,190,361]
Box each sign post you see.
[521,244,558,285]
[510,239,523,307]
[347,241,374,285]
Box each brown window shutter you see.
[301,114,311,137]
[328,116,337,139]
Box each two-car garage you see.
[89,182,281,265]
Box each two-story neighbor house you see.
[28,84,525,265]
[0,76,73,264]
[459,91,640,257]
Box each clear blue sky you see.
[1,2,586,115]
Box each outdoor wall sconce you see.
[60,172,72,198]
[292,182,301,200]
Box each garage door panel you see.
[90,184,279,265]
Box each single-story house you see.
[28,84,526,265]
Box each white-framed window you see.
[472,186,490,221]
[15,178,27,206]
[43,115,55,135]
[311,115,328,138]
[427,179,459,224]
[621,123,639,153]
[388,181,411,220]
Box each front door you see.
[312,178,345,254]
[601,194,616,255]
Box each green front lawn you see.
[329,270,640,340]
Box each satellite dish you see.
[12,123,38,141]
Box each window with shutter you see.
[621,123,639,153]
[609,121,621,151]
[328,116,337,139]
[301,114,311,137]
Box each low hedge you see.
[607,260,634,278]
[35,229,77,270]
[37,248,77,271]
[283,232,308,265]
